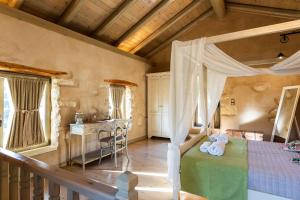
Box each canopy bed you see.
[167,19,300,200]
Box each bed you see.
[180,135,300,200]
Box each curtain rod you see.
[0,61,67,78]
[0,71,51,81]
[206,19,300,44]
[104,79,138,87]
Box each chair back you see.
[113,119,130,137]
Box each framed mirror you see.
[271,85,300,144]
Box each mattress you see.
[181,137,248,200]
[248,141,300,199]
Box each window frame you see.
[20,78,59,157]
[14,81,52,153]
[0,73,52,154]
[123,87,132,120]
[109,85,132,120]
[194,102,221,129]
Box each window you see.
[109,85,132,120]
[194,102,221,128]
[194,105,203,127]
[2,79,14,147]
[38,83,50,142]
[123,87,132,120]
[0,75,51,151]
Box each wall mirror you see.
[271,85,300,144]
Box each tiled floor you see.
[65,138,172,200]
[64,138,206,200]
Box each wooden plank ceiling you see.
[1,0,300,58]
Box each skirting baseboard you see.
[59,162,68,168]
[128,135,147,144]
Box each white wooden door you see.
[148,77,161,138]
[161,112,170,138]
[159,76,169,113]
[148,113,161,138]
[148,77,160,114]
[159,76,170,138]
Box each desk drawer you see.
[70,124,85,134]
[70,124,101,134]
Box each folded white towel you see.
[200,141,212,153]
[209,133,220,142]
[217,133,228,144]
[208,141,226,156]
[209,133,229,144]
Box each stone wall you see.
[0,7,150,165]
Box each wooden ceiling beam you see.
[115,0,173,47]
[209,0,226,18]
[227,3,300,20]
[206,19,300,44]
[58,0,85,25]
[130,0,204,54]
[145,9,214,58]
[91,0,137,37]
[0,0,23,8]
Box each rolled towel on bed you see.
[209,133,228,144]
[200,141,212,153]
[208,141,226,156]
[209,133,219,142]
[217,133,228,144]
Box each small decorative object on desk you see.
[75,112,84,124]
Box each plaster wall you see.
[222,75,300,140]
[0,10,150,165]
[149,11,300,140]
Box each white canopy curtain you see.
[168,37,300,200]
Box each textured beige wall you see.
[0,12,150,165]
[221,75,300,140]
[149,11,300,140]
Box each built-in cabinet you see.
[147,72,170,138]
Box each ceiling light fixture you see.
[280,30,300,43]
[277,52,285,60]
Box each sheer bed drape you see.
[169,37,300,199]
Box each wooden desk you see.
[69,120,128,172]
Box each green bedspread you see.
[181,136,248,200]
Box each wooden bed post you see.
[203,66,209,135]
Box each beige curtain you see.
[110,85,125,119]
[7,77,47,149]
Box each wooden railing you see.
[0,148,138,200]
